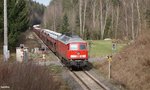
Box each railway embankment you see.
[0,30,70,90]
[95,30,150,90]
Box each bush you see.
[0,62,61,90]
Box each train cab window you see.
[80,44,86,50]
[70,44,78,50]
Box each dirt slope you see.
[97,31,150,90]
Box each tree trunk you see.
[124,1,129,39]
[111,6,114,38]
[79,0,83,37]
[53,2,56,31]
[131,0,135,40]
[82,0,87,39]
[115,6,119,39]
[92,0,96,29]
[100,0,109,40]
[136,0,141,37]
[100,0,103,39]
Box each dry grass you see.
[95,30,150,90]
[0,62,62,90]
[0,30,70,90]
[18,30,41,49]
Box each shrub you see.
[0,62,61,90]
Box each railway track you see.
[32,31,63,66]
[33,31,110,90]
[70,71,110,90]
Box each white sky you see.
[33,0,52,6]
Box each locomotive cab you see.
[67,42,88,67]
[68,43,88,60]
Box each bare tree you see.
[100,0,104,39]
[82,0,88,38]
[123,0,129,39]
[131,0,135,40]
[92,0,96,29]
[111,5,114,38]
[53,2,56,31]
[136,0,141,37]
[42,0,149,40]
[100,0,110,39]
[68,0,76,34]
[115,5,120,39]
[79,0,83,37]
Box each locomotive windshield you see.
[69,44,86,50]
[70,44,78,50]
[80,44,86,50]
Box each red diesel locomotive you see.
[33,25,88,67]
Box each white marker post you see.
[3,0,9,61]
[112,43,116,54]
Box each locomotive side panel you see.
[56,41,69,59]
[47,36,57,52]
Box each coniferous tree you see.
[61,14,69,34]
[0,0,3,38]
[0,0,45,47]
[8,0,29,47]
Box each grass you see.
[48,65,62,74]
[88,40,126,57]
[94,31,150,90]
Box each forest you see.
[0,0,45,48]
[43,0,150,40]
[0,0,150,47]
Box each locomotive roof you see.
[58,34,86,44]
[43,29,62,39]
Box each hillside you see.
[97,30,150,90]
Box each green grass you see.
[88,40,126,57]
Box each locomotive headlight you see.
[82,55,86,58]
[80,55,86,58]
[70,55,77,58]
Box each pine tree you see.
[0,0,45,47]
[8,0,29,47]
[0,0,3,38]
[61,14,69,34]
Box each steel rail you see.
[83,71,110,90]
[71,71,110,90]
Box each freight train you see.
[33,25,88,68]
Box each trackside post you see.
[107,55,112,79]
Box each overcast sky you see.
[33,0,52,6]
